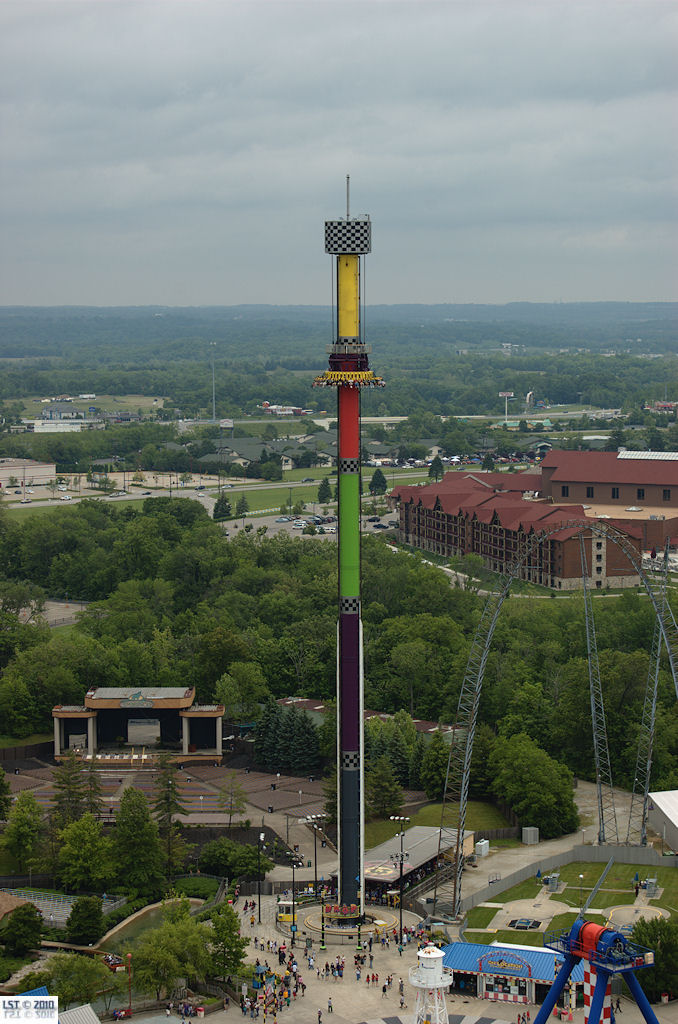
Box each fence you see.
[0,742,53,762]
[0,887,126,927]
[458,843,678,914]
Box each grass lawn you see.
[464,929,545,947]
[465,906,498,929]
[365,801,510,848]
[492,878,543,903]
[50,623,77,636]
[0,732,51,750]
[649,865,678,907]
[548,912,582,933]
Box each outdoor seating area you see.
[0,887,123,926]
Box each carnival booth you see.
[442,942,585,1007]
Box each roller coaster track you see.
[580,534,618,845]
[433,520,678,919]
[626,542,670,845]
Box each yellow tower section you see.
[337,255,360,339]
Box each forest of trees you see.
[0,304,676,424]
[0,497,677,811]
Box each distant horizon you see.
[2,299,677,311]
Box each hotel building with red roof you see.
[389,452,678,590]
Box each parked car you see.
[292,520,307,528]
[60,494,72,501]
[276,516,290,522]
[373,522,388,529]
[301,477,314,483]
[13,489,21,494]
[366,515,380,522]
[388,520,399,527]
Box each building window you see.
[596,567,602,574]
[637,488,645,500]
[586,486,594,498]
[663,489,671,501]
[596,554,602,562]
[596,541,602,550]
[561,485,569,497]
[611,487,619,499]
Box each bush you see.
[67,896,104,945]
[172,877,220,900]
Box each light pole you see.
[127,952,132,1015]
[291,855,296,948]
[579,873,584,913]
[320,890,326,951]
[257,832,265,924]
[305,812,328,897]
[389,814,410,944]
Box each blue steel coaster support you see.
[532,956,578,1024]
[580,534,618,845]
[538,919,658,1024]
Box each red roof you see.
[541,450,678,486]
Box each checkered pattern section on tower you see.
[325,218,371,254]
[341,751,360,769]
[583,965,611,1024]
[340,596,361,614]
[339,457,360,474]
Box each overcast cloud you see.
[1,0,676,305]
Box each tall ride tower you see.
[314,184,384,911]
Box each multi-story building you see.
[392,472,642,590]
[540,449,678,511]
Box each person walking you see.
[327,996,333,1013]
[317,1011,322,1024]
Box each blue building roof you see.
[442,942,586,984]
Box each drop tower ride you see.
[314,183,384,912]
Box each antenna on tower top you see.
[346,175,350,219]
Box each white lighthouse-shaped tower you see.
[408,944,454,1024]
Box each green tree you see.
[218,772,248,828]
[631,917,678,1003]
[481,453,495,470]
[2,902,43,955]
[489,733,579,838]
[115,787,165,895]
[420,730,450,800]
[213,493,232,521]
[3,790,43,871]
[59,814,114,891]
[235,494,249,517]
[428,455,444,481]
[289,711,321,776]
[133,899,212,998]
[84,764,104,817]
[210,904,250,978]
[40,952,114,1008]
[323,769,337,825]
[317,477,331,504]
[66,895,104,945]
[369,468,387,495]
[365,756,402,819]
[53,750,86,826]
[152,754,189,880]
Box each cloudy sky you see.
[1,1,676,306]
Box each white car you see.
[292,521,307,529]
[60,494,72,501]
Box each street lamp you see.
[306,813,328,897]
[291,854,296,948]
[257,832,265,925]
[127,953,132,1015]
[579,874,584,913]
[389,815,410,944]
[319,890,326,951]
[199,795,203,814]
